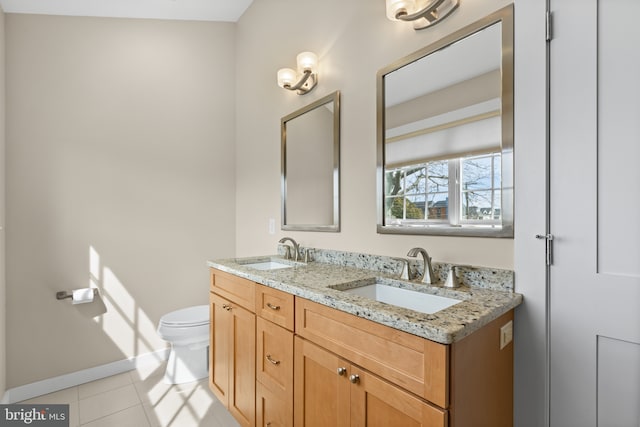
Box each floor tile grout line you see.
[78,372,134,400]
[78,382,138,404]
[78,383,142,425]
[79,400,143,426]
[140,401,156,427]
[78,403,148,427]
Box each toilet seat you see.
[159,305,209,328]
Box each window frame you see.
[383,152,503,229]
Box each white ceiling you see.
[0,0,254,22]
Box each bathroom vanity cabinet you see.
[209,267,515,427]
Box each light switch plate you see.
[500,320,513,350]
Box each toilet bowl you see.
[157,305,210,384]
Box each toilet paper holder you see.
[56,288,99,301]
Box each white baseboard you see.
[0,349,169,404]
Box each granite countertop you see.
[207,251,522,344]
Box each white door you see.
[550,0,640,426]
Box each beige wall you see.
[0,4,6,400]
[5,15,236,388]
[235,0,513,268]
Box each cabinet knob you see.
[266,354,281,365]
[349,374,360,384]
[266,302,281,311]
[337,367,347,376]
[222,304,232,311]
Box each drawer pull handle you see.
[266,302,281,311]
[349,374,360,384]
[337,367,347,376]
[266,354,281,365]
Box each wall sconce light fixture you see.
[386,0,459,30]
[277,52,318,95]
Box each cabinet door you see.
[350,366,447,427]
[294,337,350,427]
[209,292,256,427]
[210,292,230,403]
[228,299,256,427]
[257,381,292,427]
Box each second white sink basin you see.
[342,282,462,314]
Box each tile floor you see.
[19,361,240,427]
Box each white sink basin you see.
[342,282,461,314]
[236,257,304,271]
[242,261,293,271]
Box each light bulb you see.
[277,68,297,88]
[296,52,318,74]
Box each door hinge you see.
[536,234,554,265]
[546,10,553,42]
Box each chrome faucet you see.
[406,247,436,285]
[279,237,300,261]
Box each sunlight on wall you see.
[90,246,162,359]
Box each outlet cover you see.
[500,320,513,350]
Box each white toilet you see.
[157,305,210,384]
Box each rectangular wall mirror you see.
[377,5,513,237]
[282,91,340,232]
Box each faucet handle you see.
[444,265,460,288]
[392,258,411,280]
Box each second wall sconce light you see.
[386,0,459,30]
[277,52,318,95]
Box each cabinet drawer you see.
[210,268,255,312]
[256,381,292,427]
[257,317,294,397]
[295,297,449,408]
[256,285,295,331]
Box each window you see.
[384,152,502,227]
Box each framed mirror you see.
[377,5,513,237]
[281,91,340,232]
